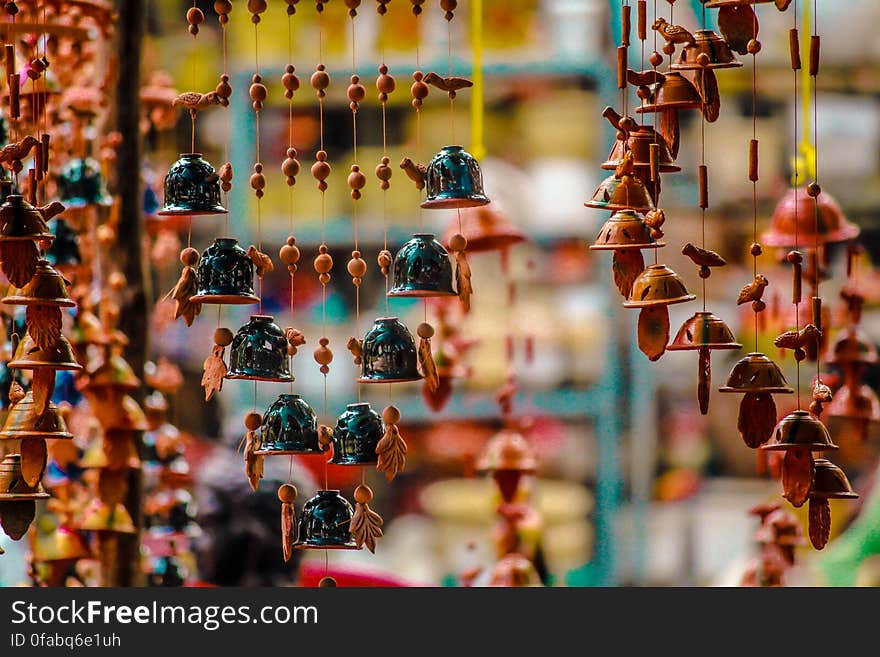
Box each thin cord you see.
[793,0,801,409]
[752,3,759,351]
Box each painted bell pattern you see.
[422,145,490,209]
[225,315,293,383]
[294,489,358,550]
[158,153,227,216]
[387,233,457,297]
[330,402,384,466]
[254,394,322,455]
[190,237,259,305]
[357,317,421,384]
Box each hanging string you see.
[751,3,759,351]
[810,0,821,385]
[792,0,801,409]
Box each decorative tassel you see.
[612,250,644,300]
[20,438,47,488]
[376,405,407,481]
[243,412,263,492]
[0,240,39,288]
[247,244,274,277]
[637,306,669,361]
[346,336,363,365]
[782,448,813,508]
[25,305,62,352]
[449,233,472,312]
[738,392,777,448]
[350,484,383,553]
[417,322,439,391]
[278,484,298,562]
[31,368,56,417]
[809,497,831,550]
[168,249,201,326]
[698,347,711,415]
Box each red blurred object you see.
[298,562,422,587]
[761,187,860,248]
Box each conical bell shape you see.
[672,29,743,70]
[0,195,54,241]
[585,174,656,213]
[762,187,860,248]
[387,233,457,297]
[157,153,227,216]
[254,393,322,455]
[602,126,680,172]
[32,519,91,562]
[720,352,794,393]
[809,459,858,500]
[667,312,742,351]
[79,499,137,534]
[56,157,112,208]
[825,327,878,366]
[8,332,82,371]
[444,202,525,253]
[590,210,663,251]
[622,264,695,308]
[827,384,880,423]
[82,352,141,392]
[0,454,49,499]
[89,393,149,432]
[422,146,490,209]
[358,317,421,384]
[331,402,384,465]
[0,390,73,440]
[636,72,703,113]
[225,315,293,382]
[761,410,838,452]
[2,259,75,307]
[70,309,111,347]
[294,490,358,550]
[190,237,260,305]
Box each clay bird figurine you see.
[172,91,225,115]
[812,381,833,403]
[400,157,426,190]
[247,245,273,277]
[346,336,363,364]
[737,274,769,305]
[423,72,473,97]
[627,69,666,88]
[286,328,306,350]
[644,208,666,231]
[682,242,726,268]
[614,151,635,178]
[217,162,233,192]
[652,17,696,46]
[774,323,822,350]
[0,135,40,173]
[38,201,66,223]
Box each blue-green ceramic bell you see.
[387,233,457,297]
[295,489,358,550]
[190,237,259,305]
[46,219,80,269]
[358,317,421,383]
[331,402,384,465]
[157,153,227,216]
[255,393,321,455]
[55,157,112,208]
[422,145,490,209]
[225,315,293,382]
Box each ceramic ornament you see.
[350,484,383,553]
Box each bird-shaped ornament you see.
[737,274,769,306]
[652,17,696,54]
[400,156,426,190]
[172,90,226,115]
[0,135,40,174]
[423,72,473,99]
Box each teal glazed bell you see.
[331,402,384,465]
[387,233,457,297]
[421,146,490,209]
[358,317,421,384]
[225,315,293,382]
[157,153,227,216]
[295,490,358,550]
[190,237,259,305]
[56,157,112,208]
[255,393,322,455]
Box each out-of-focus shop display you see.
[2,0,880,588]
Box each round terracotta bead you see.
[649,51,663,67]
[280,243,300,265]
[314,251,333,274]
[244,412,262,431]
[449,233,467,252]
[347,254,367,278]
[417,322,434,339]
[750,243,762,257]
[180,247,199,267]
[354,484,373,504]
[278,484,297,503]
[747,39,761,55]
[214,327,234,346]
[382,405,401,424]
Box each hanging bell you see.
[82,351,142,393]
[443,202,525,253]
[622,264,695,307]
[8,332,82,371]
[55,157,113,208]
[762,187,860,248]
[672,29,743,70]
[826,384,880,424]
[421,145,490,209]
[1,258,75,307]
[157,153,227,216]
[91,394,149,432]
[358,317,421,384]
[476,429,538,504]
[69,310,111,350]
[667,312,742,351]
[585,174,656,213]
[0,194,54,240]
[809,458,858,500]
[31,519,91,564]
[602,126,680,172]
[190,237,259,305]
[0,454,49,499]
[0,390,73,440]
[294,489,359,550]
[761,410,838,452]
[225,315,293,382]
[254,393,322,455]
[753,507,806,547]
[719,352,794,393]
[704,0,781,8]
[387,233,457,298]
[79,499,137,534]
[825,327,878,366]
[331,402,384,466]
[590,210,663,251]
[635,72,703,113]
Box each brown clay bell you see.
[585,174,656,214]
[826,383,880,424]
[761,410,838,452]
[0,390,73,440]
[0,454,49,500]
[622,264,695,308]
[719,352,794,394]
[590,210,664,251]
[1,258,75,307]
[825,327,878,366]
[8,332,82,371]
[636,72,703,113]
[667,311,742,351]
[81,352,142,392]
[809,458,858,500]
[762,187,860,248]
[444,202,525,253]
[602,126,680,172]
[672,29,743,70]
